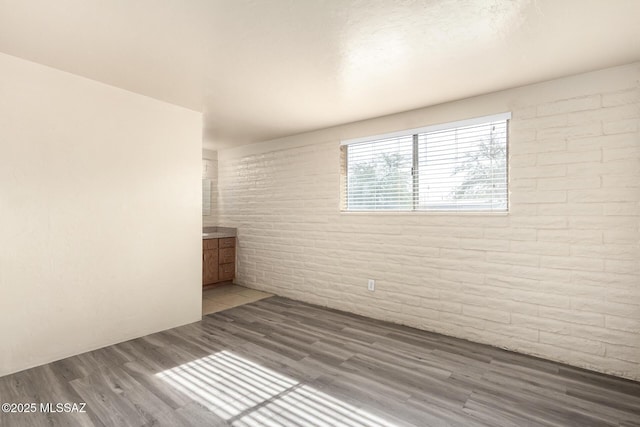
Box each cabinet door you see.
[203,249,219,285]
[219,247,236,264]
[219,262,235,282]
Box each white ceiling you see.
[1,0,639,149]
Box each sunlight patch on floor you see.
[156,350,394,426]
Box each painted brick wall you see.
[203,149,218,226]
[217,63,640,380]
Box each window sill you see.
[339,210,509,216]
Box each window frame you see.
[340,112,511,214]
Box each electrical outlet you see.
[367,279,375,291]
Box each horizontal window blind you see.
[341,114,509,212]
[417,120,507,211]
[344,135,414,211]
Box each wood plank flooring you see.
[1,296,639,426]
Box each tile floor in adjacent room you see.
[202,284,272,315]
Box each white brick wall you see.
[217,63,640,381]
[202,149,218,226]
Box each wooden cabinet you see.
[219,237,235,249]
[219,262,235,282]
[219,247,235,264]
[203,249,219,284]
[203,237,236,287]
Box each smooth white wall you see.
[0,53,202,376]
[218,63,640,380]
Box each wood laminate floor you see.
[1,296,639,427]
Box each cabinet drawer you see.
[203,239,218,250]
[218,237,236,249]
[219,247,235,264]
[219,262,235,282]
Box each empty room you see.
[1,1,639,426]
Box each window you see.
[340,113,509,212]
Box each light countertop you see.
[202,226,237,239]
